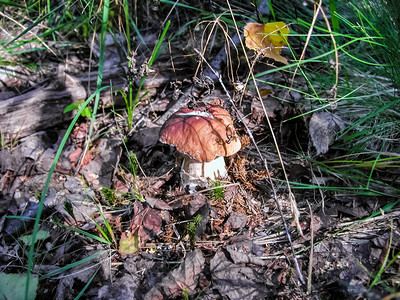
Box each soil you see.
[0,1,399,299]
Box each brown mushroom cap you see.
[159,101,241,162]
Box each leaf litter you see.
[1,89,398,299]
[0,8,399,300]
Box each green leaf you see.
[64,101,92,118]
[64,102,81,113]
[81,107,93,118]
[119,232,139,255]
[54,221,111,244]
[0,273,38,300]
[19,230,50,246]
[40,251,107,280]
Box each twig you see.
[320,3,339,109]
[306,200,314,293]
[194,48,306,285]
[154,87,195,126]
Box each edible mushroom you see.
[159,99,241,192]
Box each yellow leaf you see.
[119,231,139,255]
[244,21,290,64]
[259,88,274,97]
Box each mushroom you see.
[159,99,241,193]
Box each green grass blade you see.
[96,205,116,245]
[338,97,400,139]
[39,250,107,280]
[330,0,339,34]
[267,0,275,21]
[128,20,170,130]
[369,227,392,289]
[87,0,110,142]
[159,0,205,13]
[73,267,100,300]
[54,221,111,244]
[148,20,171,67]
[130,18,149,51]
[6,3,64,45]
[0,0,25,8]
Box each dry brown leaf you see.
[309,111,345,155]
[244,21,290,64]
[142,208,162,234]
[143,250,205,299]
[69,147,82,164]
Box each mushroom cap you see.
[159,101,241,162]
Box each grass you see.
[126,20,170,132]
[0,0,399,298]
[256,0,400,196]
[24,86,111,299]
[187,214,202,249]
[208,180,226,202]
[0,0,170,297]
[123,8,171,132]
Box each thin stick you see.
[306,200,314,293]
[320,5,339,108]
[194,48,306,285]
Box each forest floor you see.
[0,1,399,299]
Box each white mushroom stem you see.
[180,155,227,193]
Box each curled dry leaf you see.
[309,111,345,155]
[244,21,290,64]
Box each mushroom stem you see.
[181,155,227,193]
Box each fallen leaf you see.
[164,249,205,297]
[128,201,153,247]
[112,177,129,194]
[19,230,50,246]
[69,147,82,164]
[244,21,290,64]
[259,88,274,96]
[80,149,95,166]
[145,196,172,210]
[142,208,162,234]
[210,250,270,298]
[137,226,150,247]
[251,97,283,123]
[188,193,207,216]
[55,250,108,299]
[97,273,140,300]
[0,273,38,300]
[144,249,205,299]
[309,111,345,155]
[226,241,267,266]
[224,212,248,231]
[119,231,139,255]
